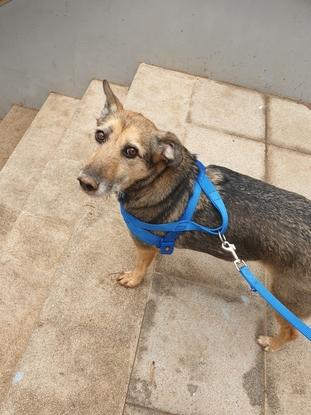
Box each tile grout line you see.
[126,401,178,415]
[263,94,269,415]
[188,119,266,144]
[264,95,270,183]
[186,119,311,157]
[185,76,198,127]
[121,276,155,415]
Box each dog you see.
[78,80,311,352]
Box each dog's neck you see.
[121,150,198,223]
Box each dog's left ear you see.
[153,131,183,167]
[99,80,123,121]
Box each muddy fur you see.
[79,81,311,351]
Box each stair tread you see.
[0,83,128,408]
[0,105,38,170]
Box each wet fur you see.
[79,81,311,351]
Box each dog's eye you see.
[122,146,138,159]
[95,130,107,144]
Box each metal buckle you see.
[219,233,246,270]
[233,259,247,271]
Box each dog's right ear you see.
[99,80,123,121]
[152,131,183,167]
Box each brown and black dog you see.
[78,81,311,352]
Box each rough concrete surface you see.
[190,78,265,140]
[0,212,71,401]
[1,204,151,415]
[268,97,311,154]
[0,94,78,227]
[0,95,78,254]
[267,145,311,200]
[155,248,266,295]
[185,123,266,179]
[0,104,37,170]
[127,274,265,415]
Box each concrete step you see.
[0,81,128,409]
[0,105,38,170]
[1,65,310,415]
[0,94,79,250]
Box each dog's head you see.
[78,80,183,196]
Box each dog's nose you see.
[77,173,99,192]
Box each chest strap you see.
[120,160,228,254]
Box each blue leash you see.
[220,235,311,341]
[120,160,311,341]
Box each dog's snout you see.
[77,173,99,192]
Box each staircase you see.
[0,65,310,415]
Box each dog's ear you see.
[100,80,123,119]
[152,131,183,167]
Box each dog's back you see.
[213,165,311,273]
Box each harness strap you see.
[120,160,229,254]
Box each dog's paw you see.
[257,335,278,352]
[117,271,141,288]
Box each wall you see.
[0,0,311,116]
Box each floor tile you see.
[127,274,265,415]
[265,317,311,415]
[268,97,311,154]
[190,78,265,140]
[267,145,311,199]
[156,248,266,295]
[185,123,265,179]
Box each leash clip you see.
[219,233,246,271]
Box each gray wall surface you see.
[1,0,311,116]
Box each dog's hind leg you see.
[117,239,157,288]
[257,265,310,351]
[258,313,298,352]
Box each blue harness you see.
[120,160,311,341]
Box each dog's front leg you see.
[117,239,158,288]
